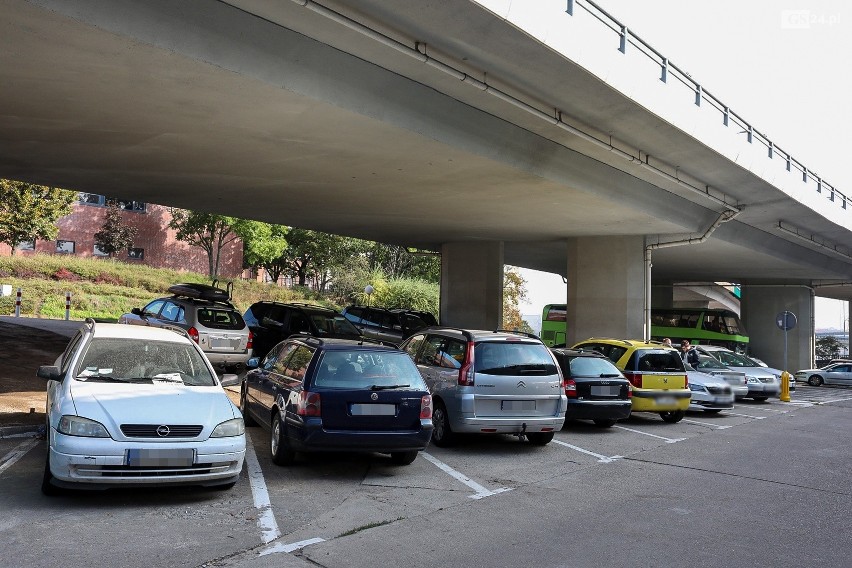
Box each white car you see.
[38,320,246,495]
[685,367,735,413]
[695,345,780,401]
[693,355,748,398]
[795,363,852,387]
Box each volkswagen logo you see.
[516,381,527,388]
[156,425,170,437]
[370,392,379,401]
[601,381,610,385]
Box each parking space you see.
[2,384,850,567]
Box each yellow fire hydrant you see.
[780,371,791,402]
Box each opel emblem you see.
[371,392,379,401]
[517,381,527,388]
[156,425,170,437]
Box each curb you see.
[0,424,42,438]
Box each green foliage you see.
[503,266,533,333]
[168,208,255,278]
[0,179,76,253]
[816,336,842,360]
[240,222,288,268]
[94,204,139,257]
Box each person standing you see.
[680,339,699,366]
[661,338,673,348]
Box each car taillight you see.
[564,379,578,398]
[683,375,689,389]
[626,385,632,398]
[247,330,253,350]
[420,395,433,419]
[297,391,321,416]
[623,372,642,389]
[458,341,475,386]
[187,326,199,343]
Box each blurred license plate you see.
[656,396,677,406]
[591,385,620,396]
[351,403,396,416]
[210,338,237,349]
[502,400,535,411]
[126,449,194,467]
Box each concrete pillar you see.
[741,285,814,371]
[566,236,645,346]
[440,241,504,329]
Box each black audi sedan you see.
[550,348,632,428]
[240,336,433,465]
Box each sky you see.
[516,0,851,331]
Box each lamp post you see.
[364,285,374,309]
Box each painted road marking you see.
[613,425,685,443]
[725,411,766,420]
[817,396,852,405]
[681,418,732,429]
[552,439,621,463]
[259,537,326,556]
[0,438,39,476]
[421,452,512,499]
[244,431,281,544]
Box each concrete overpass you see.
[2,0,851,370]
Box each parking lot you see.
[2,382,851,568]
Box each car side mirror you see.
[219,373,240,387]
[246,357,260,369]
[37,365,62,382]
[131,307,143,316]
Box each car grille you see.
[120,424,204,438]
[706,385,732,395]
[73,463,235,479]
[758,377,775,384]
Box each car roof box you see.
[168,282,231,302]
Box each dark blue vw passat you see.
[240,337,433,465]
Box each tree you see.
[241,222,288,274]
[94,203,138,258]
[360,241,440,282]
[274,229,358,289]
[0,179,76,254]
[503,267,534,333]
[816,336,842,360]
[168,209,259,278]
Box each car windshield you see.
[695,355,729,370]
[74,338,217,386]
[475,342,557,376]
[712,350,757,367]
[310,313,361,336]
[313,350,427,390]
[568,356,623,378]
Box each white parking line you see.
[817,396,852,405]
[551,439,621,463]
[681,418,732,430]
[0,438,39,476]
[420,452,512,499]
[613,425,685,443]
[243,431,281,544]
[724,411,766,420]
[259,537,326,557]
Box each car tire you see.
[593,419,617,428]
[431,401,455,447]
[807,375,824,387]
[270,411,296,466]
[41,452,63,496]
[390,451,418,465]
[526,432,555,445]
[752,396,768,402]
[704,409,723,414]
[659,410,685,423]
[240,386,257,427]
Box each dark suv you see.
[243,301,362,360]
[342,306,437,346]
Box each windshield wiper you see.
[76,374,127,383]
[370,384,410,390]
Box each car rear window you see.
[313,350,428,390]
[475,342,557,376]
[196,308,245,330]
[627,350,684,372]
[568,356,623,378]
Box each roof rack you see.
[419,325,474,342]
[284,302,336,311]
[493,329,541,340]
[84,318,96,333]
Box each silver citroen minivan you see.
[400,328,567,446]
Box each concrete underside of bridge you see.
[2,0,851,369]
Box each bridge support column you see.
[565,236,645,346]
[440,241,504,329]
[741,285,814,371]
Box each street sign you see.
[776,311,797,331]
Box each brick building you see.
[0,193,244,277]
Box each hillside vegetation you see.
[0,254,440,321]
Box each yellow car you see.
[571,339,691,423]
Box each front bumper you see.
[689,392,735,411]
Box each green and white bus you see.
[540,304,749,353]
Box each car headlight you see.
[58,415,110,438]
[211,417,245,438]
[688,384,707,392]
[745,375,759,384]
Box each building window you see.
[106,197,146,212]
[78,193,105,206]
[16,240,35,251]
[128,248,144,260]
[56,240,75,254]
[93,244,109,257]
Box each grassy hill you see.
[0,254,322,321]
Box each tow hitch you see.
[514,423,528,441]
